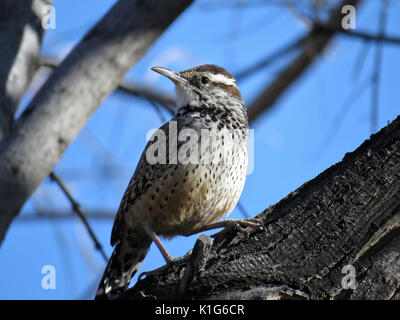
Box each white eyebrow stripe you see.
[207,73,236,86]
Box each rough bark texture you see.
[0,0,51,140]
[0,0,193,244]
[124,115,400,300]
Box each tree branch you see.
[247,0,362,123]
[49,171,108,262]
[39,56,176,113]
[118,83,175,114]
[16,210,115,221]
[234,35,305,82]
[370,0,389,133]
[0,0,193,244]
[0,0,52,140]
[315,22,400,46]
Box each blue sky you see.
[0,0,399,299]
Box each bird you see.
[95,64,262,299]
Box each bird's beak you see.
[151,66,188,85]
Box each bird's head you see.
[151,64,243,111]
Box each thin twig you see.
[371,0,389,133]
[235,34,305,82]
[315,22,400,45]
[247,0,363,123]
[215,10,283,44]
[32,198,78,295]
[49,171,108,262]
[118,82,175,115]
[352,40,371,82]
[39,56,176,115]
[147,99,167,123]
[314,77,371,158]
[282,0,313,29]
[16,210,115,221]
[236,201,250,219]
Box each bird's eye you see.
[201,76,209,85]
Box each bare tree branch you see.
[0,0,52,140]
[16,210,115,221]
[39,56,176,113]
[315,77,371,157]
[247,0,363,124]
[235,35,305,82]
[282,0,313,28]
[0,0,193,244]
[371,0,390,133]
[118,82,175,114]
[352,40,371,81]
[49,171,108,262]
[315,22,400,45]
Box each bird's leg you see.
[139,223,192,280]
[144,224,172,264]
[143,223,191,264]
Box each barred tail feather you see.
[95,230,151,300]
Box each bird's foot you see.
[209,218,265,240]
[138,250,192,281]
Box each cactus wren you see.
[95,64,261,299]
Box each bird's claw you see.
[211,217,265,240]
[138,250,192,281]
